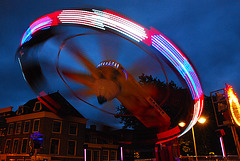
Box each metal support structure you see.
[231,126,240,158]
[211,86,240,159]
[192,127,198,161]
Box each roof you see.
[20,92,85,118]
[0,107,13,114]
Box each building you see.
[84,125,120,161]
[0,92,124,161]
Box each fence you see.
[135,156,240,161]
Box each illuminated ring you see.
[226,84,240,127]
[16,8,204,143]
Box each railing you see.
[180,156,239,161]
[135,156,240,161]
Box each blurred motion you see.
[60,42,171,133]
[16,8,204,144]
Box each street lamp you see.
[198,117,206,124]
[192,117,206,161]
[179,117,206,161]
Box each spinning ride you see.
[16,8,204,144]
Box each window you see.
[16,106,24,115]
[0,128,6,136]
[110,150,117,161]
[21,138,28,153]
[7,123,14,135]
[4,139,11,153]
[33,119,40,132]
[50,138,60,154]
[15,122,22,134]
[68,140,76,155]
[69,123,77,135]
[34,102,42,112]
[103,150,109,161]
[23,120,30,133]
[12,139,19,153]
[93,150,100,161]
[90,136,97,144]
[52,120,62,133]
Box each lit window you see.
[33,119,40,132]
[103,150,109,161]
[12,139,19,153]
[50,138,60,154]
[52,120,62,133]
[23,120,30,133]
[110,150,117,161]
[4,139,11,153]
[68,140,76,155]
[69,123,77,135]
[7,123,14,135]
[34,102,42,112]
[15,122,22,134]
[21,138,28,153]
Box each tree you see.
[115,74,193,159]
[115,74,192,129]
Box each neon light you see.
[120,146,123,161]
[37,96,57,114]
[151,35,201,99]
[121,68,128,80]
[18,8,204,143]
[157,126,180,140]
[18,58,27,82]
[84,148,87,161]
[226,84,240,126]
[97,60,120,69]
[39,91,61,109]
[57,9,148,42]
[220,136,226,158]
[21,16,53,45]
[149,29,204,138]
[180,98,204,137]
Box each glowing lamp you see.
[178,122,186,127]
[198,117,206,124]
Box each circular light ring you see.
[17,8,204,143]
[226,84,240,126]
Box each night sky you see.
[1,1,240,126]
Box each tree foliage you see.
[115,74,240,156]
[115,74,193,129]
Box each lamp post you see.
[191,126,198,161]
[192,117,206,161]
[179,117,206,161]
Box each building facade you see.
[0,92,123,161]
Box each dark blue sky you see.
[1,0,240,126]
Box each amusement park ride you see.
[16,7,204,160]
[211,84,240,158]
